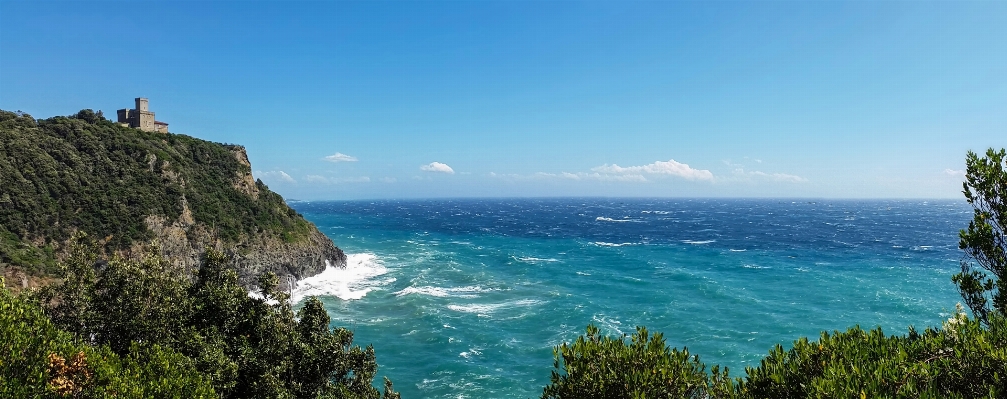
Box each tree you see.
[37,236,399,399]
[541,324,733,399]
[2,277,216,398]
[954,148,1007,325]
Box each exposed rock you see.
[231,146,260,200]
[139,158,345,288]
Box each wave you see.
[446,299,542,316]
[591,314,625,336]
[290,253,393,303]
[592,241,641,247]
[683,240,716,244]
[514,256,560,263]
[729,249,747,252]
[459,347,483,359]
[394,285,496,298]
[595,217,638,223]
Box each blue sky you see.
[1,1,1004,199]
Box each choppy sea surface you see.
[287,198,970,398]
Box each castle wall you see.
[117,109,130,123]
[138,110,155,132]
[118,98,166,133]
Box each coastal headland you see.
[0,108,344,290]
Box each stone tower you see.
[117,97,168,133]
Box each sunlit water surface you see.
[288,198,969,398]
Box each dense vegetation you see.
[5,234,398,399]
[543,148,1007,398]
[1,274,216,398]
[0,109,311,275]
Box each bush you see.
[542,325,734,399]
[0,277,216,398]
[738,308,1007,398]
[37,234,399,399]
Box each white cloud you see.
[591,159,714,181]
[944,169,965,177]
[255,170,296,183]
[323,152,358,162]
[489,171,648,182]
[304,175,370,184]
[304,175,328,183]
[420,162,455,174]
[731,169,807,183]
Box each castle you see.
[117,97,168,133]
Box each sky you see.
[1,1,1004,200]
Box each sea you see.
[286,198,971,399]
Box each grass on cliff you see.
[0,109,312,275]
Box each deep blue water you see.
[288,198,971,398]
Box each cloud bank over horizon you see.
[591,159,714,181]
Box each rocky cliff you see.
[139,146,346,287]
[0,109,344,289]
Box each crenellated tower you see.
[117,97,168,133]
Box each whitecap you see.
[591,314,624,336]
[683,240,716,244]
[515,256,560,263]
[394,285,495,298]
[576,271,591,276]
[592,241,640,247]
[446,299,542,316]
[290,254,393,303]
[595,217,637,223]
[729,249,747,252]
[459,347,483,359]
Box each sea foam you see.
[595,216,638,222]
[446,299,542,316]
[290,253,393,303]
[395,285,495,298]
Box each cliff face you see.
[0,109,344,288]
[141,147,345,286]
[144,213,344,287]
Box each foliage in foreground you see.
[545,311,1007,399]
[543,324,733,399]
[34,235,398,399]
[0,276,216,398]
[544,148,1007,399]
[955,148,1007,326]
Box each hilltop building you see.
[117,97,168,133]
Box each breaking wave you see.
[291,253,393,303]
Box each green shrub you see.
[38,235,399,399]
[0,277,217,398]
[542,324,734,399]
[738,308,1007,398]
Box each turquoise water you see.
[288,198,970,398]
